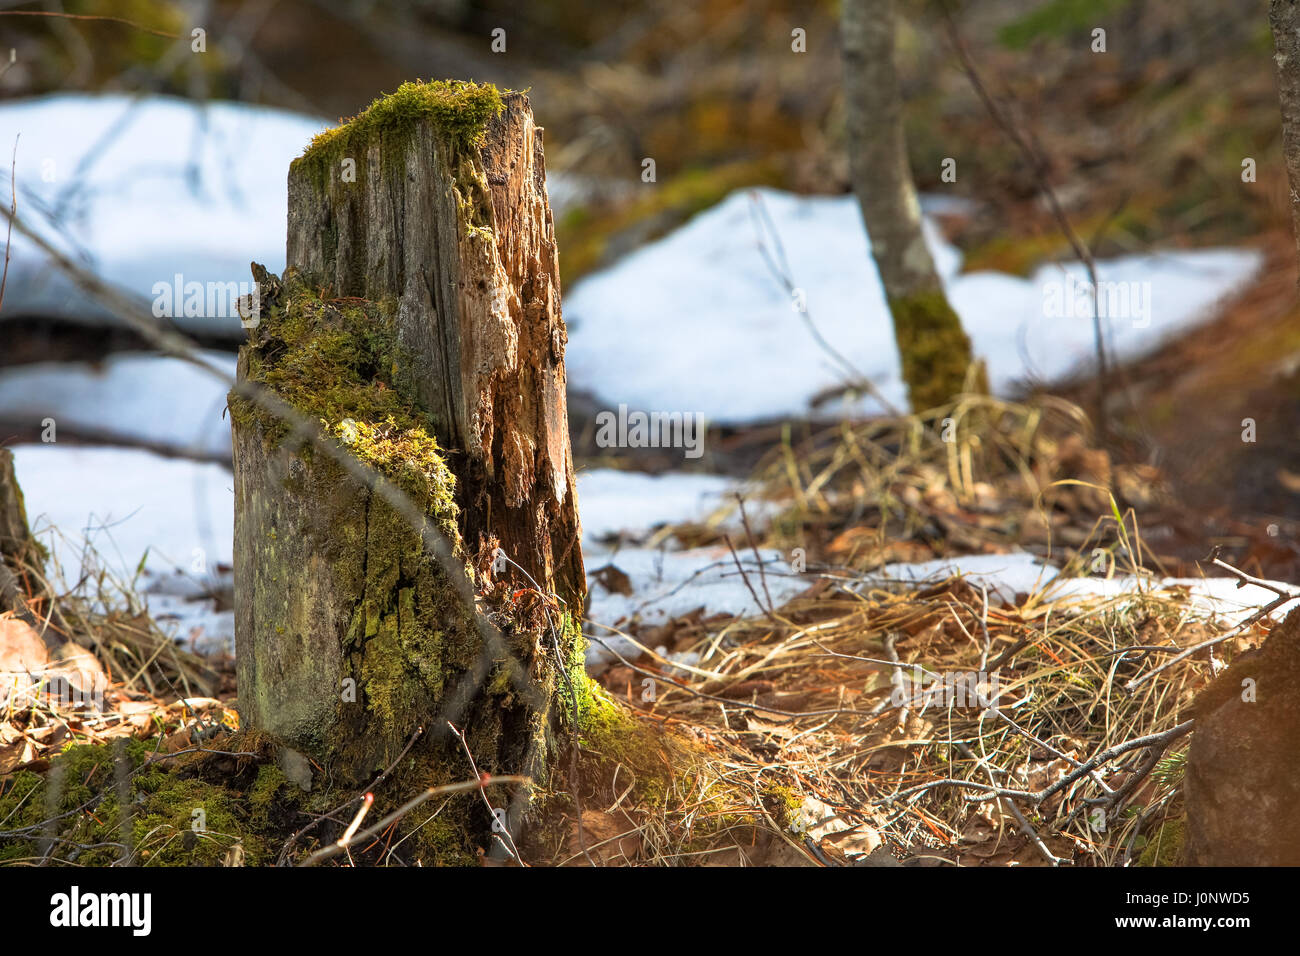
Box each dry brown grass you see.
[583,397,1264,866]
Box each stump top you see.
[294,79,508,175]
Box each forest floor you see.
[565,389,1293,867]
[3,375,1292,866]
[3,0,1298,864]
[3,157,1297,865]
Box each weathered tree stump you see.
[231,82,586,810]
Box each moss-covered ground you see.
[0,734,299,866]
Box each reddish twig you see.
[277,725,424,866]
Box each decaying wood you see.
[285,92,584,604]
[233,90,586,800]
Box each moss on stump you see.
[230,271,555,791]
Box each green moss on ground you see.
[762,784,805,831]
[571,679,689,810]
[1137,815,1186,867]
[0,737,300,866]
[0,732,520,866]
[998,0,1132,50]
[0,693,762,867]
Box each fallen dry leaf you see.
[0,616,108,713]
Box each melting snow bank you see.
[11,445,234,579]
[0,352,236,459]
[576,467,780,543]
[862,552,1300,626]
[10,447,1291,666]
[584,549,1299,671]
[564,188,1263,424]
[11,444,236,656]
[578,469,794,669]
[584,545,805,669]
[0,94,328,339]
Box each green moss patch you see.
[1136,815,1185,867]
[0,736,300,866]
[888,288,986,412]
[571,680,690,808]
[306,79,504,159]
[292,79,504,198]
[999,0,1134,50]
[229,270,459,534]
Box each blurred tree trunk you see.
[1270,0,1300,278]
[233,87,586,820]
[841,0,982,412]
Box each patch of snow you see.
[577,468,744,543]
[10,443,237,655]
[564,188,1262,424]
[1046,574,1300,627]
[867,551,1299,628]
[870,551,1061,599]
[919,193,980,217]
[10,443,233,587]
[584,544,807,667]
[0,93,328,338]
[584,546,1299,672]
[577,469,798,668]
[0,352,235,458]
